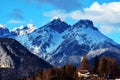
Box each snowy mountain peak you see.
[50,16,64,22]
[12,24,36,36]
[73,19,98,30]
[0,24,10,36]
[44,17,70,33]
[27,24,36,29]
[0,24,7,29]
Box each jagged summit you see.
[44,17,70,33]
[73,19,98,30]
[0,24,10,36]
[50,17,64,25]
[12,24,36,36]
[78,20,93,26]
[0,24,7,29]
[50,16,64,22]
[27,24,36,29]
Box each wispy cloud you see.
[26,0,82,11]
[99,25,116,34]
[8,20,25,24]
[44,10,68,20]
[9,8,24,20]
[44,1,120,34]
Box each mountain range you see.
[0,17,120,67]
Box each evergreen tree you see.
[93,56,99,74]
[80,55,91,71]
[98,57,107,75]
[42,69,51,80]
[106,57,119,77]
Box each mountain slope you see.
[0,38,52,80]
[15,18,120,67]
[16,18,70,58]
[48,20,120,66]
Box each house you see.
[77,70,90,79]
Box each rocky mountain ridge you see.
[0,18,120,67]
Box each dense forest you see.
[16,56,120,80]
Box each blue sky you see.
[0,0,120,44]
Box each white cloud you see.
[118,28,120,31]
[8,20,25,24]
[99,25,116,34]
[84,2,120,24]
[44,1,120,34]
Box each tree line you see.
[80,55,120,78]
[17,55,120,80]
[18,64,77,80]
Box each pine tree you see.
[98,56,120,77]
[93,56,99,74]
[106,57,119,77]
[80,55,91,71]
[98,57,107,75]
[42,69,51,80]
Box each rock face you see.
[15,18,120,67]
[0,38,52,80]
